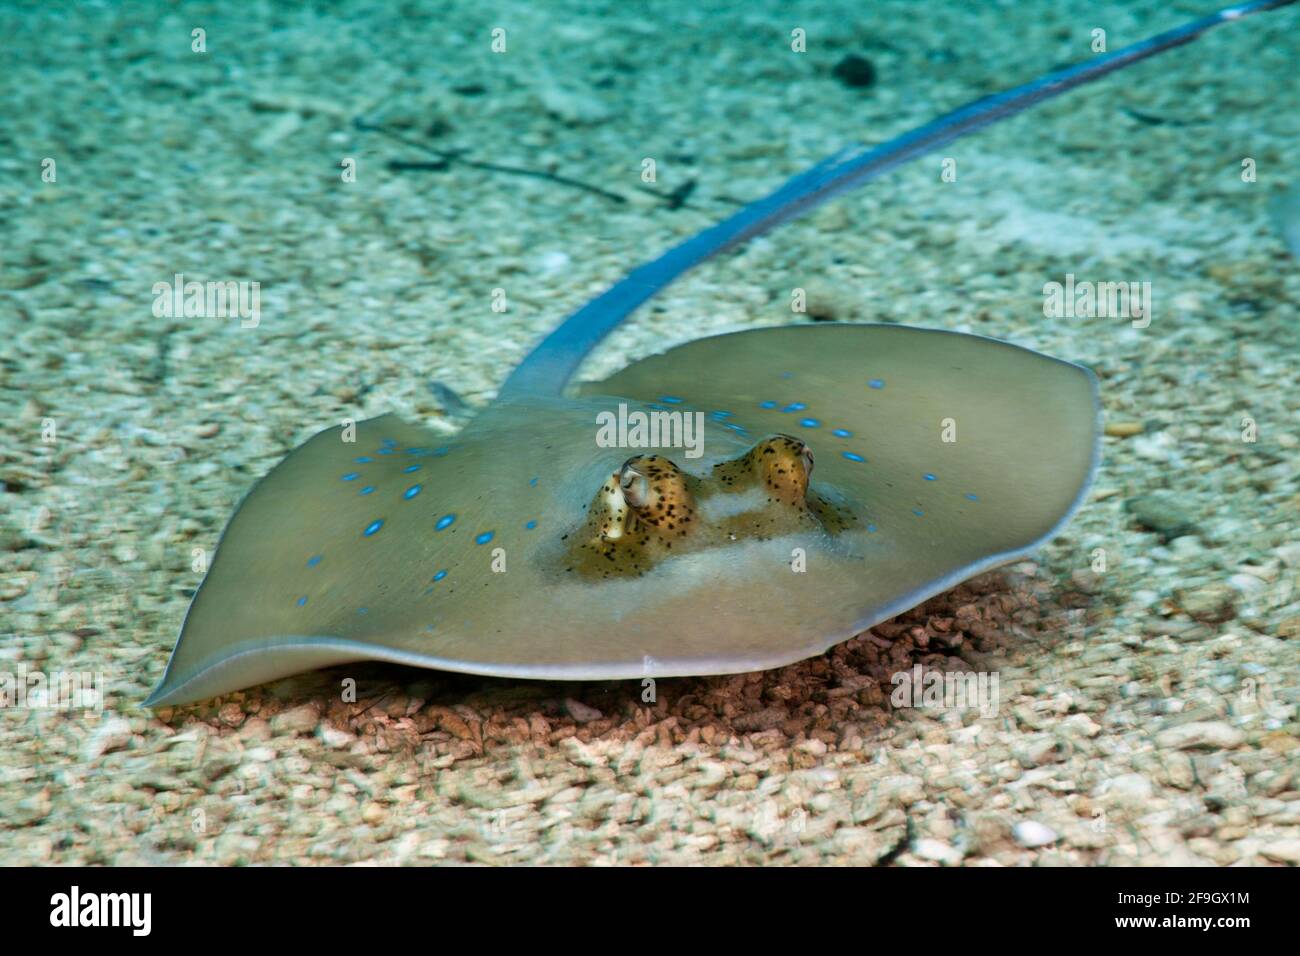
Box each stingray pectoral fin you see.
[581,323,1100,575]
[144,414,459,707]
[141,638,372,708]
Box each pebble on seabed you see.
[1013,822,1058,849]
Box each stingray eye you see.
[774,434,814,479]
[619,462,651,509]
[734,435,814,506]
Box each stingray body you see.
[150,327,1096,705]
[145,1,1293,706]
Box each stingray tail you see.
[498,0,1295,399]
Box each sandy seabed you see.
[1,0,1297,865]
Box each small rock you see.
[1013,821,1058,848]
[564,698,603,723]
[538,84,612,125]
[1259,839,1300,864]
[1093,773,1153,805]
[1059,714,1101,738]
[218,701,245,727]
[213,833,261,862]
[1131,430,1180,463]
[318,725,355,749]
[1104,421,1144,437]
[1016,735,1064,768]
[535,251,571,276]
[253,111,301,150]
[2,790,51,827]
[0,520,37,551]
[880,774,925,807]
[418,839,449,859]
[1227,573,1267,596]
[238,717,273,742]
[1274,542,1300,568]
[201,751,241,782]
[361,802,387,825]
[128,770,187,792]
[831,54,877,89]
[1155,721,1245,751]
[1125,491,1195,540]
[912,838,963,864]
[83,717,133,760]
[249,90,353,120]
[797,737,828,757]
[271,703,321,735]
[1070,569,1104,593]
[1175,582,1237,623]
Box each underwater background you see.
[1,0,1297,864]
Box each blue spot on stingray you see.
[780,371,794,379]
[832,428,852,438]
[475,531,495,545]
[759,400,777,409]
[354,456,373,464]
[529,477,539,487]
[432,570,447,582]
[381,438,397,446]
[342,472,360,481]
[357,607,369,615]
[659,395,684,404]
[710,410,732,420]
[296,595,308,607]
[403,464,421,473]
[406,447,429,455]
[376,447,396,455]
[525,520,537,530]
[912,508,925,517]
[923,473,937,481]
[867,523,878,533]
[800,418,820,428]
[364,519,384,536]
[359,486,375,495]
[965,493,979,501]
[403,484,422,500]
[306,555,322,568]
[842,452,866,463]
[433,447,450,457]
[781,402,807,413]
[724,422,747,432]
[868,378,886,389]
[435,514,456,531]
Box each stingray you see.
[145,1,1293,706]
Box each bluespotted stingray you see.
[146,0,1294,706]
